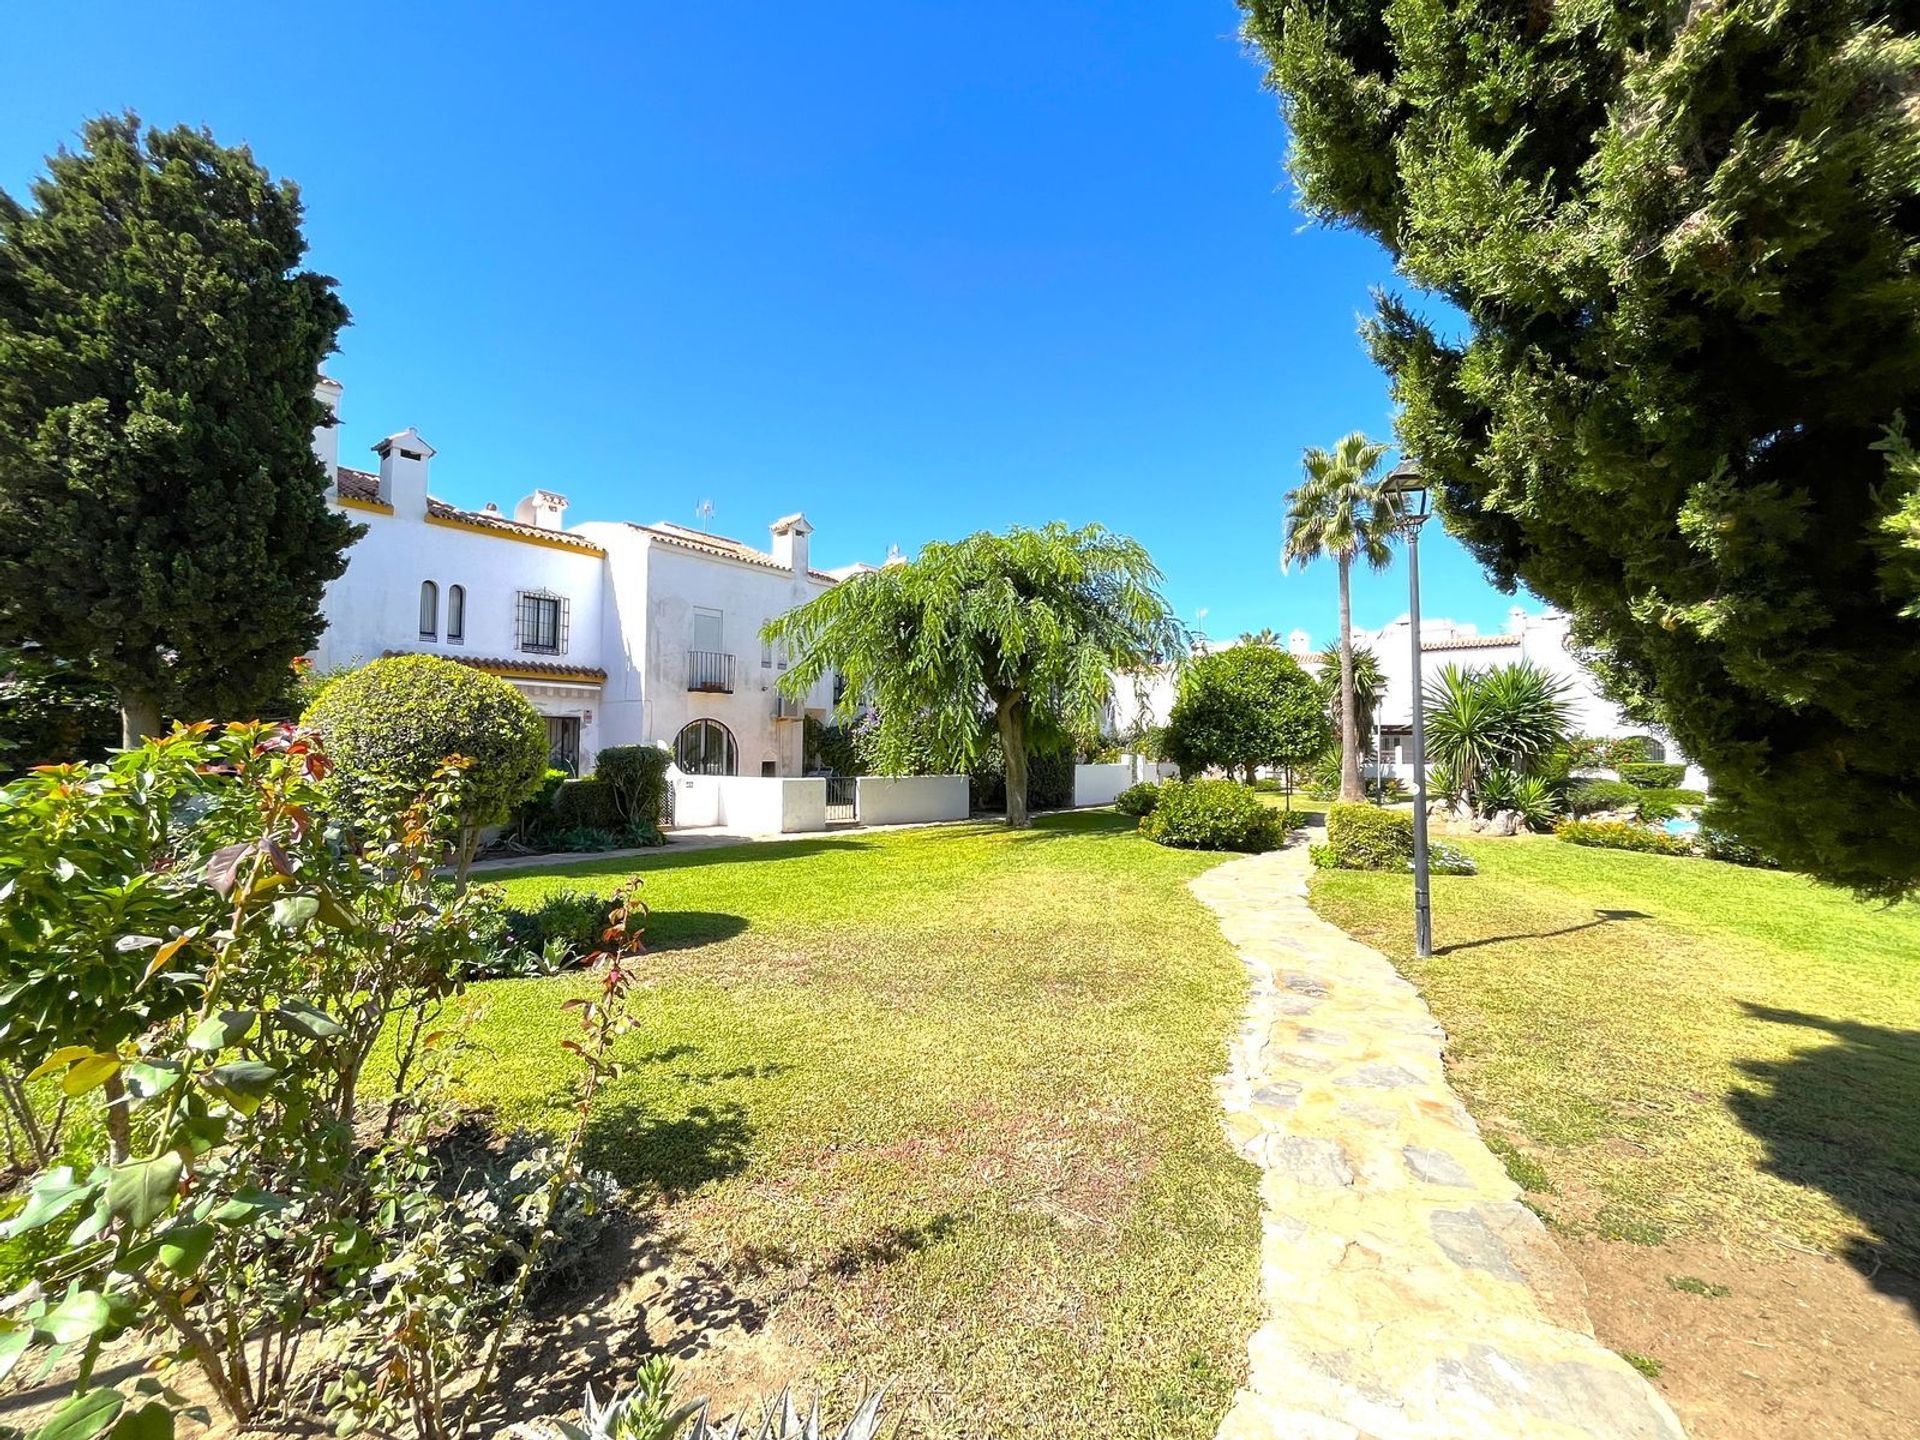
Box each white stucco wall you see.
[855,775,970,826]
[674,774,826,832]
[1072,763,1133,808]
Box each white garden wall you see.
[1073,762,1134,808]
[856,775,970,826]
[671,774,825,833]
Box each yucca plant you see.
[515,1361,888,1440]
[1421,661,1574,818]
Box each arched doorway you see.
[675,718,738,776]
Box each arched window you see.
[675,719,738,776]
[418,580,438,639]
[446,584,466,643]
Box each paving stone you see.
[1336,1062,1424,1090]
[1192,842,1689,1440]
[1268,1135,1355,1188]
[1402,1146,1474,1188]
[1434,1344,1687,1440]
[1294,1026,1350,1047]
[1430,1208,1523,1283]
[1252,1081,1303,1110]
[1336,1100,1399,1130]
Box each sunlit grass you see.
[1309,837,1920,1267]
[463,812,1260,1438]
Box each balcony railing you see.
[688,650,735,693]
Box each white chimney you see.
[373,428,435,513]
[313,376,343,487]
[1507,605,1528,635]
[514,489,569,531]
[770,512,812,575]
[1288,628,1312,657]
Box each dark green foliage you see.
[1164,644,1329,781]
[0,116,355,739]
[765,523,1185,826]
[1634,794,1680,825]
[1567,780,1641,817]
[968,744,1073,814]
[804,717,867,776]
[1554,820,1694,857]
[1315,802,1413,871]
[594,744,671,829]
[1138,779,1285,853]
[1113,781,1165,817]
[0,643,118,774]
[302,657,548,846]
[1619,763,1686,791]
[548,778,620,832]
[1697,808,1783,869]
[1240,0,1920,895]
[501,886,610,960]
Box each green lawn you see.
[461,812,1260,1438]
[1309,837,1920,1268]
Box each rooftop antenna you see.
[694,498,714,527]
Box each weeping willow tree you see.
[764,523,1186,826]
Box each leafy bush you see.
[432,1128,623,1293]
[1162,644,1328,781]
[1138,779,1285,852]
[1113,781,1165,816]
[1554,819,1693,855]
[304,655,550,872]
[1618,761,1686,790]
[596,744,672,828]
[1480,769,1562,831]
[969,744,1073,813]
[503,886,616,961]
[1639,786,1706,809]
[1633,794,1680,824]
[1566,779,1641,816]
[804,717,866,776]
[1314,802,1413,870]
[1696,806,1782,869]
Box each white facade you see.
[308,379,867,778]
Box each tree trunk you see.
[100,1069,131,1164]
[120,694,163,749]
[1338,553,1364,802]
[997,697,1031,828]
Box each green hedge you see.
[1554,819,1692,855]
[1315,802,1413,870]
[1113,781,1164,817]
[1566,779,1640,816]
[969,748,1073,813]
[1139,779,1285,852]
[1618,761,1686,790]
[595,744,671,827]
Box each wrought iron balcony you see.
[688,650,735,693]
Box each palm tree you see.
[1315,641,1386,758]
[1423,661,1575,815]
[1283,433,1396,802]
[1238,627,1280,647]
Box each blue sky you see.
[2,0,1535,646]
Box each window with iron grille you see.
[515,591,568,655]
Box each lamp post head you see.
[1383,457,1431,534]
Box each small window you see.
[516,591,567,655]
[419,580,438,639]
[761,759,777,778]
[446,584,465,643]
[692,607,724,654]
[762,636,774,669]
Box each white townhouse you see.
[307,378,870,777]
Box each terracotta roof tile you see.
[380,650,607,684]
[336,466,381,502]
[426,498,604,552]
[1423,633,1522,652]
[634,522,839,582]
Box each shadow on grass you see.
[584,1097,752,1199]
[1436,908,1651,956]
[484,836,874,883]
[643,909,750,950]
[1730,1002,1920,1321]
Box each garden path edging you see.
[1193,841,1686,1440]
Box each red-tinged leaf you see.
[262,839,293,877]
[204,843,252,898]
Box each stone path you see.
[1193,842,1686,1440]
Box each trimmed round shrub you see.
[1113,781,1165,817]
[1139,778,1285,852]
[1314,802,1414,870]
[595,744,671,828]
[303,656,548,839]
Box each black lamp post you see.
[1384,459,1434,959]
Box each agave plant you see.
[514,1360,888,1440]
